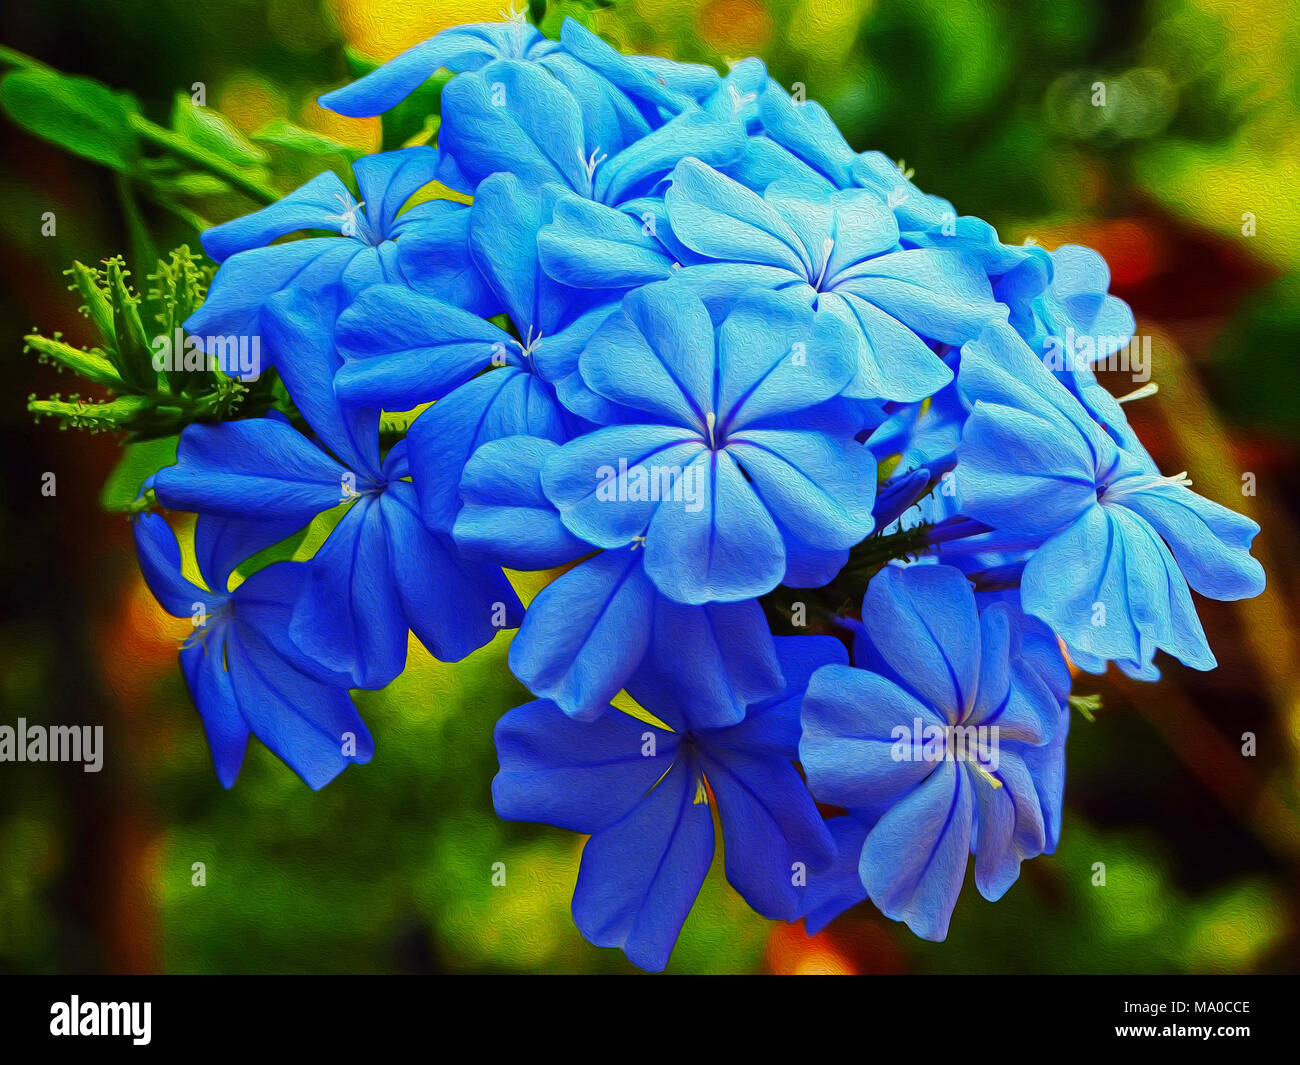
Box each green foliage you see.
[26,249,287,484]
[0,65,142,172]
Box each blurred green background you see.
[1,0,1298,974]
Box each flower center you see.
[1100,469,1192,503]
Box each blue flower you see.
[156,287,521,689]
[955,321,1265,671]
[454,436,785,725]
[320,17,706,135]
[130,15,1268,954]
[133,510,372,789]
[435,55,742,202]
[493,634,844,970]
[541,281,876,603]
[799,564,1068,940]
[662,158,1004,401]
[332,172,616,532]
[318,16,560,117]
[1026,244,1136,369]
[185,147,491,355]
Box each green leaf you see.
[0,66,141,171]
[342,46,379,81]
[100,435,178,511]
[170,93,269,170]
[252,118,362,164]
[149,172,232,198]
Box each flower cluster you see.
[136,16,1266,969]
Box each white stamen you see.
[580,145,608,183]
[334,193,367,239]
[705,411,717,449]
[1116,381,1159,404]
[1104,470,1193,501]
[728,82,757,116]
[517,323,543,359]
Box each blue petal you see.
[643,448,787,603]
[818,290,953,402]
[180,637,248,788]
[971,751,1045,902]
[958,320,1114,458]
[572,757,713,972]
[260,286,382,475]
[468,172,569,334]
[184,239,365,346]
[800,816,869,935]
[716,288,857,429]
[1022,704,1070,853]
[860,759,973,941]
[153,418,345,527]
[542,423,707,549]
[594,109,744,207]
[543,52,653,156]
[201,172,353,262]
[558,18,694,118]
[703,749,834,919]
[408,367,571,534]
[1122,483,1265,601]
[335,285,512,410]
[727,429,876,550]
[508,548,656,720]
[288,497,410,688]
[380,479,522,660]
[453,436,592,569]
[756,88,859,187]
[223,615,373,790]
[1021,503,1217,670]
[800,662,943,814]
[538,195,674,290]
[636,596,785,729]
[832,248,1002,344]
[579,281,716,426]
[352,147,442,234]
[493,698,679,834]
[387,199,496,315]
[712,632,850,757]
[956,402,1099,538]
[857,564,981,718]
[194,512,304,596]
[439,60,588,193]
[133,511,211,616]
[666,157,810,274]
[319,20,556,116]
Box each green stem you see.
[106,487,157,515]
[129,114,280,206]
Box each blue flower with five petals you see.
[186,148,491,358]
[542,281,876,604]
[955,321,1265,672]
[134,510,372,789]
[799,564,1068,940]
[494,634,844,970]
